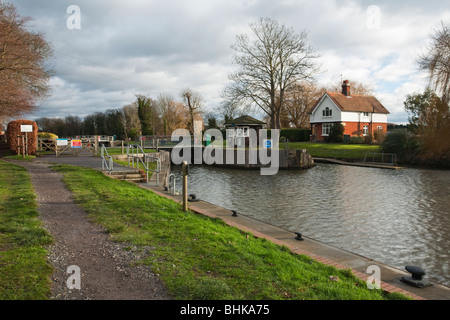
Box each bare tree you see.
[0,3,53,119]
[181,88,204,135]
[220,91,240,123]
[328,79,374,95]
[283,81,324,128]
[225,17,319,129]
[122,102,141,140]
[419,21,450,104]
[157,93,188,135]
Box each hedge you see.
[214,128,312,142]
[6,120,38,155]
[280,128,311,142]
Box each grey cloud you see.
[6,0,447,122]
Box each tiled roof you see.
[225,115,266,126]
[311,92,390,114]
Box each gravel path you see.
[15,160,171,300]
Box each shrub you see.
[6,120,38,155]
[324,123,344,143]
[38,132,58,139]
[280,128,311,142]
[349,136,364,144]
[381,129,419,163]
[373,130,386,144]
[363,133,373,144]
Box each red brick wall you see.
[343,122,387,136]
[313,122,387,141]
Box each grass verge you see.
[0,160,53,300]
[53,164,408,300]
[288,142,381,160]
[103,147,157,156]
[2,155,36,161]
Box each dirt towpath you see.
[15,160,171,300]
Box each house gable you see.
[310,94,342,124]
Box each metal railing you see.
[126,144,161,184]
[101,144,114,173]
[363,152,397,166]
[168,173,183,195]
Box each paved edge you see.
[131,182,429,300]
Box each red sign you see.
[71,140,82,148]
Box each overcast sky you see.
[9,0,450,124]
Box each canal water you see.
[172,163,450,287]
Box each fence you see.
[363,152,397,166]
[37,137,99,157]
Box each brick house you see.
[309,80,390,141]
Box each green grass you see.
[0,160,53,300]
[288,142,381,160]
[103,147,157,156]
[113,159,158,174]
[2,155,36,161]
[52,164,409,300]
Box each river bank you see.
[0,154,419,300]
[142,181,450,300]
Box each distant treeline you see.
[36,93,204,140]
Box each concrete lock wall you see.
[194,147,315,170]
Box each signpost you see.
[71,140,82,148]
[20,125,33,133]
[20,125,33,157]
[57,139,68,146]
[263,139,272,149]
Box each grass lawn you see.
[53,164,408,300]
[288,142,381,160]
[113,159,158,175]
[0,160,53,300]
[104,147,157,156]
[2,155,36,161]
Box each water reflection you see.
[174,164,450,286]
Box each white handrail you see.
[126,144,161,184]
[101,144,113,173]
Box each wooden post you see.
[182,161,188,212]
[25,132,28,156]
[22,135,25,158]
[94,136,99,156]
[121,140,124,154]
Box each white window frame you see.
[363,125,369,136]
[234,127,250,138]
[322,107,333,118]
[322,123,332,136]
[322,107,332,117]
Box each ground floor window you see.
[322,123,332,136]
[363,125,369,136]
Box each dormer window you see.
[322,107,332,117]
